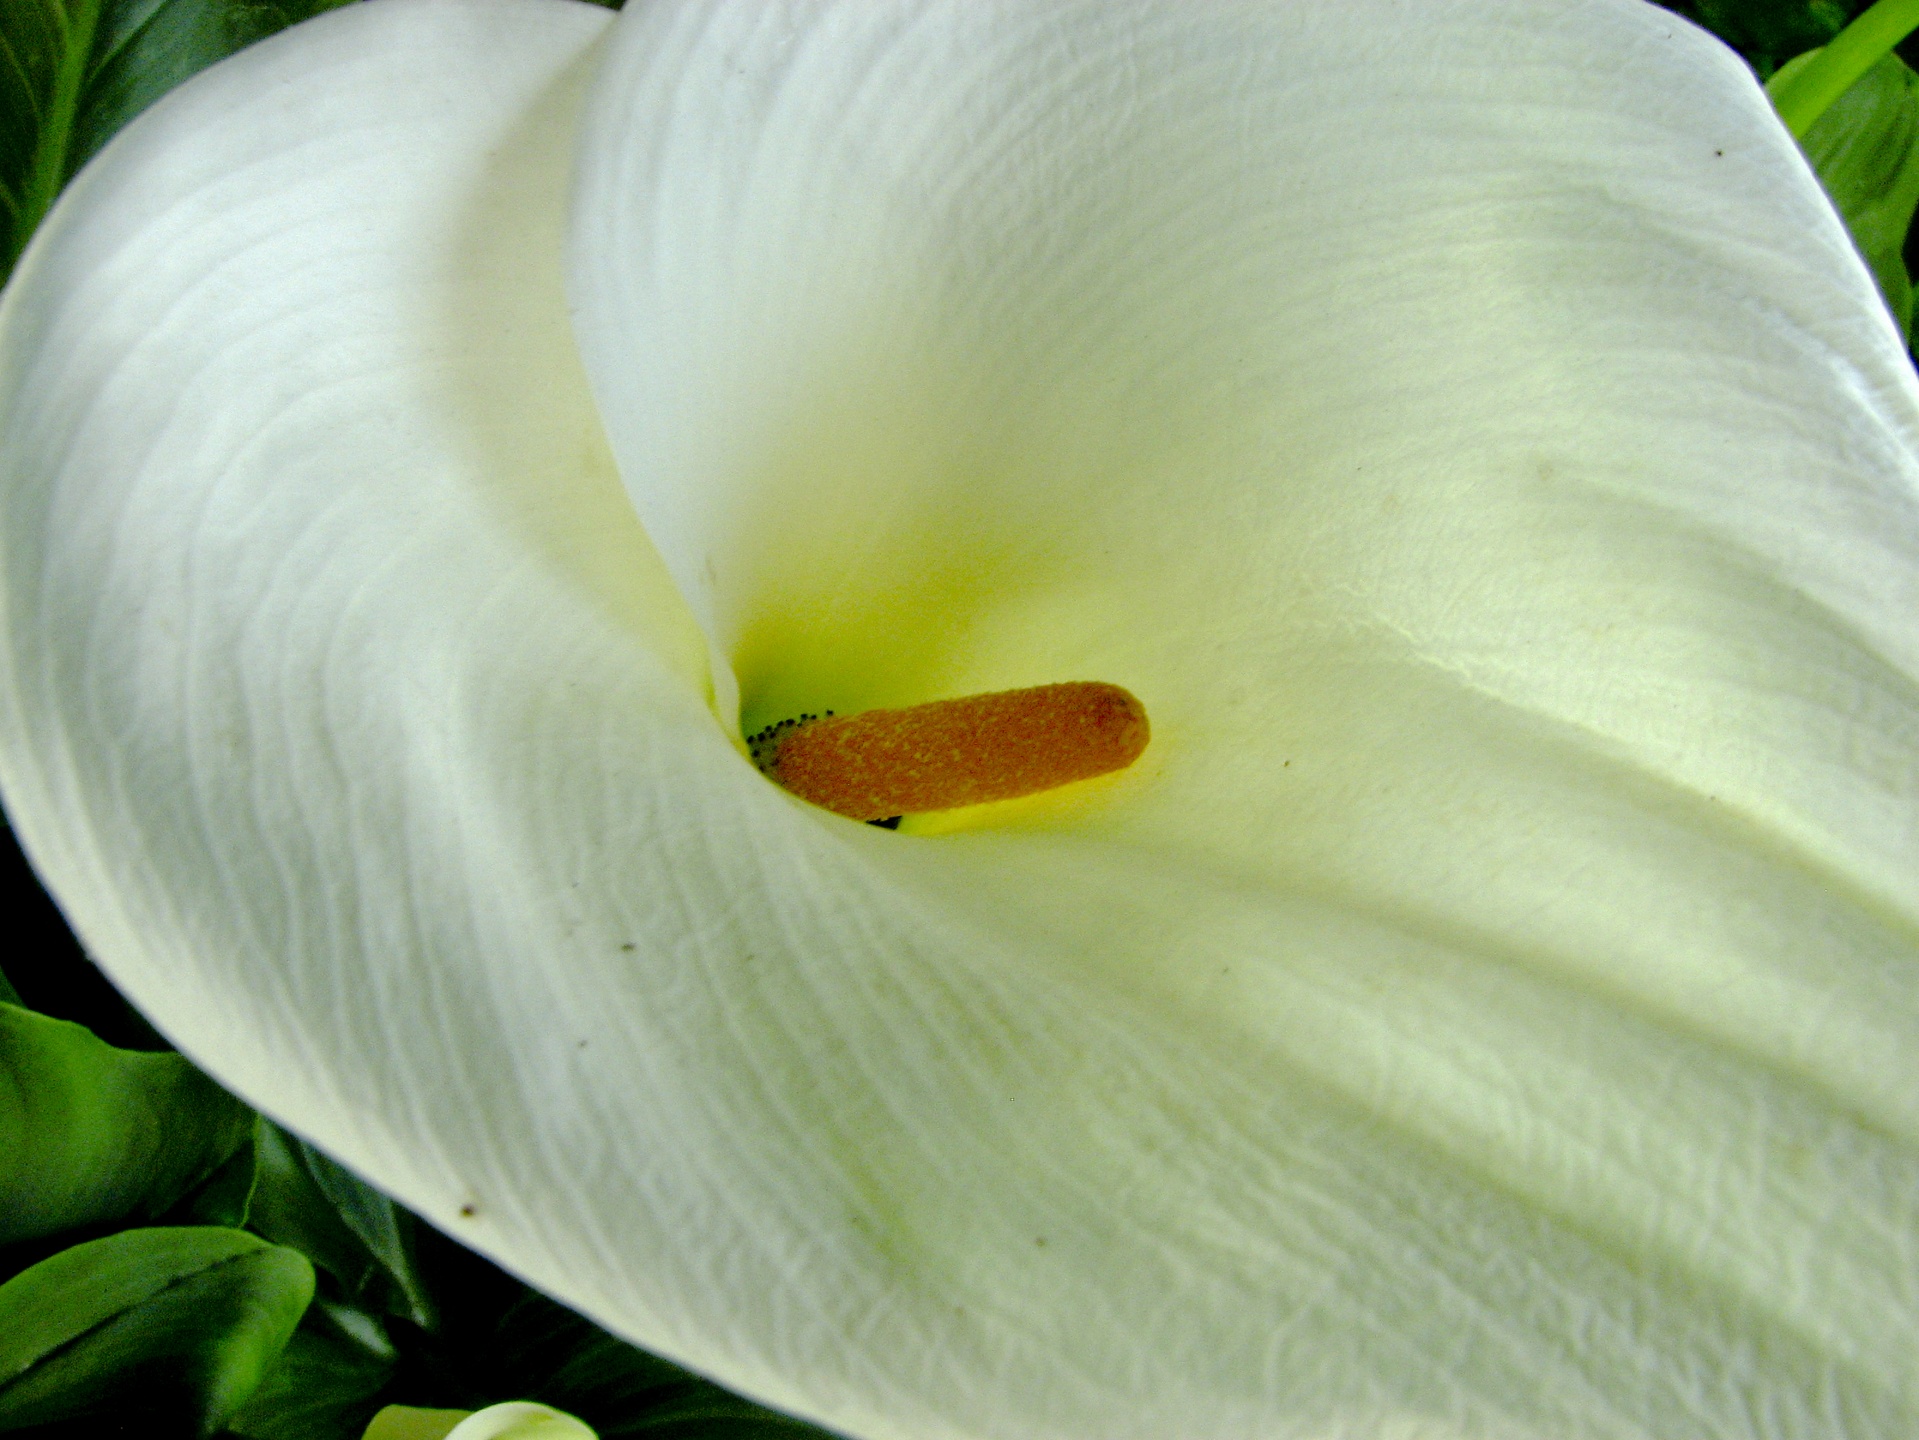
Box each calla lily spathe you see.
[1,0,1917,1436]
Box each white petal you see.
[566,0,1919,1434]
[444,1402,597,1440]
[2,5,1917,1440]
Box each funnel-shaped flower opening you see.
[2,2,1918,1438]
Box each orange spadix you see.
[750,681,1149,822]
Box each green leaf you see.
[248,1122,434,1329]
[0,1226,313,1434]
[1772,47,1919,334]
[1765,0,1919,134]
[1652,0,1860,74]
[0,1002,253,1249]
[0,964,21,1008]
[165,1123,261,1230]
[0,0,362,282]
[0,0,100,285]
[225,1299,398,1440]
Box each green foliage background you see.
[0,0,369,275]
[1659,0,1863,74]
[2,978,838,1437]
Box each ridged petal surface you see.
[1,1,1917,1438]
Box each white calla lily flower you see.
[443,1403,596,1440]
[2,0,1918,1436]
[362,1400,597,1440]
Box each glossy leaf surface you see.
[250,1122,434,1329]
[227,1299,400,1440]
[0,1226,313,1434]
[1780,48,1919,332]
[0,1002,252,1248]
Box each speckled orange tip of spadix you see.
[753,681,1150,821]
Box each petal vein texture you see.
[2,1,1919,1438]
